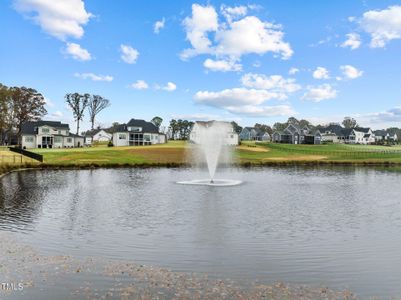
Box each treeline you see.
[0,83,47,145]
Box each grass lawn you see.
[235,141,401,163]
[31,141,188,165]
[1,140,400,170]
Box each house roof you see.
[84,128,113,137]
[113,119,160,134]
[374,130,388,136]
[284,124,300,134]
[21,120,69,135]
[354,127,371,133]
[69,132,84,138]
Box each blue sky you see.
[1,0,401,131]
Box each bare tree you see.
[88,95,110,130]
[65,93,90,134]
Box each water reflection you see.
[0,167,401,297]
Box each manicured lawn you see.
[236,141,401,163]
[31,141,188,165]
[7,140,401,167]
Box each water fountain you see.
[177,121,242,186]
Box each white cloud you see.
[13,0,92,40]
[74,73,113,82]
[130,80,149,90]
[340,65,363,79]
[44,97,55,108]
[224,105,295,117]
[194,88,281,107]
[203,58,242,72]
[120,44,139,64]
[302,84,337,102]
[241,73,301,98]
[360,5,401,48]
[312,67,330,79]
[154,18,165,34]
[220,5,248,23]
[215,16,293,60]
[362,106,401,123]
[51,111,63,118]
[194,84,297,117]
[181,4,218,59]
[65,42,91,61]
[157,82,177,92]
[181,4,293,63]
[172,113,227,121]
[341,33,361,50]
[289,67,299,75]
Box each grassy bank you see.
[2,141,401,174]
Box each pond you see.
[1,167,401,298]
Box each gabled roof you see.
[115,119,159,133]
[69,132,84,138]
[374,130,388,136]
[284,123,300,134]
[21,120,69,135]
[319,124,344,136]
[84,128,113,137]
[354,127,371,133]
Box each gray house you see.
[239,127,270,141]
[272,124,320,144]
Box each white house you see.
[84,129,113,145]
[21,121,84,149]
[112,119,166,147]
[374,130,398,143]
[189,121,239,146]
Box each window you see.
[128,126,142,132]
[67,138,72,143]
[54,136,62,143]
[42,127,50,133]
[119,134,126,140]
[25,136,34,143]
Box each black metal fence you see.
[8,147,43,162]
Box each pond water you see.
[1,167,401,298]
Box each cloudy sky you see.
[1,0,401,130]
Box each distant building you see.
[112,119,166,146]
[374,130,398,143]
[239,127,270,141]
[21,121,84,149]
[272,124,321,144]
[84,129,113,145]
[189,121,239,145]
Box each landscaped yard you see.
[31,141,188,165]
[25,140,401,166]
[236,141,401,163]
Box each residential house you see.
[316,124,376,144]
[84,129,113,145]
[374,130,398,143]
[190,121,239,145]
[239,127,270,141]
[273,124,321,144]
[112,118,166,146]
[21,120,84,149]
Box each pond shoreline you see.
[2,159,401,177]
[0,231,356,300]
